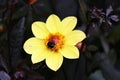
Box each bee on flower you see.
[23,14,86,71]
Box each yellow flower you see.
[23,14,86,71]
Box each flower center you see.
[45,33,64,51]
[47,42,55,48]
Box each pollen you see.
[45,33,64,51]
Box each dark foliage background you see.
[0,0,120,80]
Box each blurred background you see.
[0,0,120,80]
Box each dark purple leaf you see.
[110,15,119,22]
[0,54,9,72]
[10,17,25,68]
[106,6,113,16]
[26,70,45,80]
[13,68,45,80]
[0,24,10,72]
[87,45,98,52]
[14,70,25,79]
[31,0,52,20]
[0,71,11,80]
[74,54,86,80]
[107,20,112,27]
[100,37,109,54]
[12,5,29,20]
[54,0,79,19]
[95,53,120,80]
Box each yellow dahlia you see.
[23,14,86,71]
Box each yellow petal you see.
[59,45,79,59]
[32,21,49,39]
[61,16,77,35]
[23,37,45,54]
[46,14,61,33]
[65,30,86,45]
[31,47,48,64]
[46,51,63,71]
